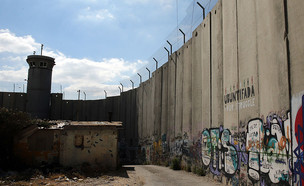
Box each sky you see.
[0,0,216,100]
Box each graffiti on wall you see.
[170,132,202,160]
[201,126,248,177]
[246,112,291,184]
[138,105,300,186]
[224,77,256,112]
[170,133,190,157]
[293,95,304,185]
[201,111,292,185]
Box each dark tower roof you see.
[26,55,55,70]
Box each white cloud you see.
[0,29,146,99]
[48,51,144,98]
[0,29,40,54]
[1,56,22,62]
[0,66,28,82]
[78,7,115,22]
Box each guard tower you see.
[26,55,55,119]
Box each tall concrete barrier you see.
[131,89,138,145]
[256,0,289,115]
[3,93,15,110]
[120,92,127,138]
[106,96,120,122]
[211,0,223,128]
[50,93,62,120]
[288,1,304,185]
[148,77,155,140]
[142,81,148,140]
[97,99,106,121]
[134,0,303,185]
[1,0,304,184]
[161,63,169,144]
[237,0,259,125]
[137,84,143,141]
[61,100,74,120]
[153,68,162,140]
[125,90,132,148]
[223,0,238,131]
[175,47,183,138]
[182,40,192,139]
[0,92,3,108]
[191,24,203,138]
[235,0,260,184]
[200,14,211,133]
[168,55,176,146]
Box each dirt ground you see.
[0,165,144,186]
[0,165,224,186]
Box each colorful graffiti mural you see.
[201,112,293,185]
[293,95,304,186]
[138,105,303,186]
[246,112,291,184]
[202,126,247,177]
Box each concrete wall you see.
[0,92,26,111]
[14,127,60,166]
[288,0,304,185]
[135,0,304,185]
[14,125,120,170]
[0,90,137,163]
[2,0,304,184]
[60,126,119,170]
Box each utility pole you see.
[120,83,124,92]
[41,44,44,55]
[137,73,142,84]
[130,80,134,89]
[164,47,170,61]
[83,92,86,100]
[153,57,158,70]
[104,90,107,99]
[146,67,151,79]
[167,40,172,55]
[24,79,27,93]
[179,29,185,44]
[196,2,205,19]
[77,90,80,100]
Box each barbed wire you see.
[118,0,218,93]
[0,0,218,99]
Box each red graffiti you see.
[295,106,304,150]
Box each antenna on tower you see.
[41,44,44,55]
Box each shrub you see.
[186,164,192,172]
[195,167,206,176]
[170,157,181,170]
[191,165,197,173]
[0,108,38,169]
[165,160,170,167]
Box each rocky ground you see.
[0,165,144,186]
[0,165,224,186]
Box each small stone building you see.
[14,121,122,170]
